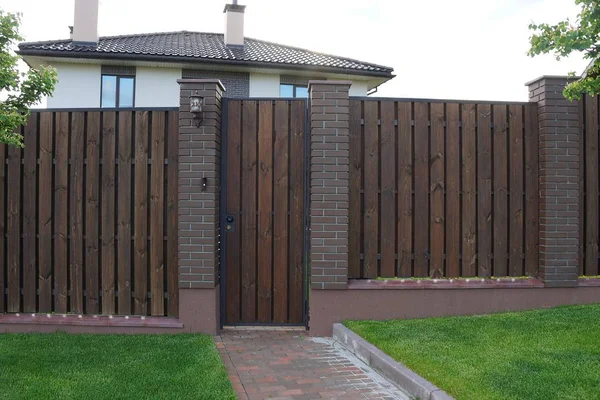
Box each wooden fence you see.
[581,95,600,276]
[348,99,539,278]
[0,110,179,316]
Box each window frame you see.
[279,83,308,98]
[100,73,136,108]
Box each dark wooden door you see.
[223,99,306,325]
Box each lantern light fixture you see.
[189,94,204,126]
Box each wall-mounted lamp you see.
[189,95,204,127]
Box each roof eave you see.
[17,49,394,79]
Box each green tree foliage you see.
[528,0,600,100]
[0,9,56,146]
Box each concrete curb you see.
[332,323,455,400]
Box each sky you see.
[1,0,589,102]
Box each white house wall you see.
[349,81,368,97]
[47,63,102,108]
[249,73,280,97]
[135,67,181,107]
[44,64,371,108]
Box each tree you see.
[0,9,56,147]
[528,0,600,100]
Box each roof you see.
[582,59,598,79]
[18,31,394,78]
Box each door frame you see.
[219,97,310,327]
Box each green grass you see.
[0,333,235,400]
[345,304,600,400]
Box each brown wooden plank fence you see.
[348,99,539,278]
[581,95,600,276]
[0,110,179,316]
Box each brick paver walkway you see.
[216,328,409,400]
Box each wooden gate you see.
[222,99,307,325]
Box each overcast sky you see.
[1,0,588,101]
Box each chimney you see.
[223,1,246,47]
[72,0,99,44]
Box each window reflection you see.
[101,75,117,108]
[295,86,308,98]
[101,74,135,108]
[279,83,308,98]
[280,84,294,97]
[119,77,135,108]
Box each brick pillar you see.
[308,81,351,290]
[177,79,225,333]
[527,76,580,287]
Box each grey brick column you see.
[527,76,580,287]
[308,81,351,290]
[177,79,224,333]
[177,79,224,288]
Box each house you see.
[17,0,395,108]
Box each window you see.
[280,83,308,98]
[101,73,135,108]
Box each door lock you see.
[225,215,235,232]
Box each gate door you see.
[222,99,306,324]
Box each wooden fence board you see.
[493,105,508,276]
[380,101,396,277]
[348,101,536,279]
[167,111,179,317]
[273,101,289,323]
[38,113,53,312]
[397,102,413,277]
[69,112,85,313]
[0,143,5,313]
[101,112,116,315]
[579,100,585,275]
[446,104,460,277]
[225,101,242,323]
[585,95,599,276]
[257,101,273,323]
[133,111,148,315]
[430,103,445,278]
[241,101,258,322]
[150,111,165,316]
[85,112,100,314]
[461,104,477,277]
[54,112,69,313]
[348,100,362,278]
[23,115,38,312]
[509,105,524,276]
[477,104,493,277]
[117,111,133,315]
[363,101,379,278]
[7,137,21,312]
[524,105,539,277]
[288,101,304,324]
[1,110,177,317]
[414,102,429,277]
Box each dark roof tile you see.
[18,31,394,76]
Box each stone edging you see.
[332,323,455,400]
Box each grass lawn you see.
[345,304,600,400]
[0,333,235,400]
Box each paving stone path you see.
[216,328,409,400]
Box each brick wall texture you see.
[182,70,249,98]
[528,76,580,287]
[309,81,351,290]
[177,79,224,289]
